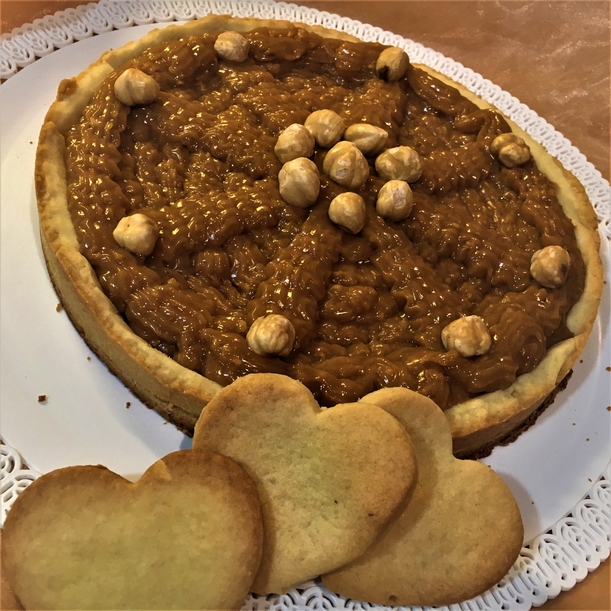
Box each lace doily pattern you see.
[0,2,609,609]
[0,443,40,522]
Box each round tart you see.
[35,15,603,457]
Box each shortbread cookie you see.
[322,387,523,606]
[192,373,418,595]
[1,450,263,610]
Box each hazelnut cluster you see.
[273,93,423,235]
[274,109,374,233]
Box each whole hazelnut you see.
[328,192,367,234]
[490,133,519,155]
[247,314,295,357]
[490,132,531,168]
[214,31,249,62]
[498,143,531,167]
[113,213,159,256]
[441,315,492,357]
[375,146,422,182]
[304,109,345,148]
[278,157,320,208]
[376,47,410,81]
[376,180,414,222]
[274,124,316,163]
[344,123,388,156]
[322,141,370,189]
[114,68,160,106]
[530,245,571,288]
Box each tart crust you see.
[35,15,603,456]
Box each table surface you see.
[0,1,609,610]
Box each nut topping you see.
[328,192,367,234]
[213,31,249,62]
[274,124,316,163]
[278,157,320,208]
[375,146,422,182]
[490,132,531,167]
[113,213,159,256]
[114,68,160,106]
[376,180,414,222]
[441,316,492,358]
[247,314,296,357]
[344,123,388,156]
[530,246,571,288]
[375,47,410,81]
[304,109,345,148]
[322,141,370,189]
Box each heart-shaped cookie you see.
[322,387,524,606]
[192,373,418,595]
[1,450,263,610]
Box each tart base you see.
[35,15,604,458]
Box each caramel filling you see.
[64,27,584,409]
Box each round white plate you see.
[1,2,609,610]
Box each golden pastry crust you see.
[36,15,603,455]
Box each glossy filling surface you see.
[64,28,585,409]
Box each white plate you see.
[1,3,609,609]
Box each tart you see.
[35,15,603,457]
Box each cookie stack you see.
[1,374,523,609]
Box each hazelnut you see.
[376,47,410,81]
[304,109,345,148]
[490,132,531,167]
[278,157,320,208]
[498,143,531,167]
[328,192,367,234]
[375,146,422,182]
[344,123,388,156]
[114,68,160,106]
[441,315,492,357]
[530,245,571,288]
[214,31,249,62]
[376,180,414,222]
[322,141,370,189]
[247,314,295,357]
[113,213,159,256]
[490,133,517,155]
[274,124,316,163]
